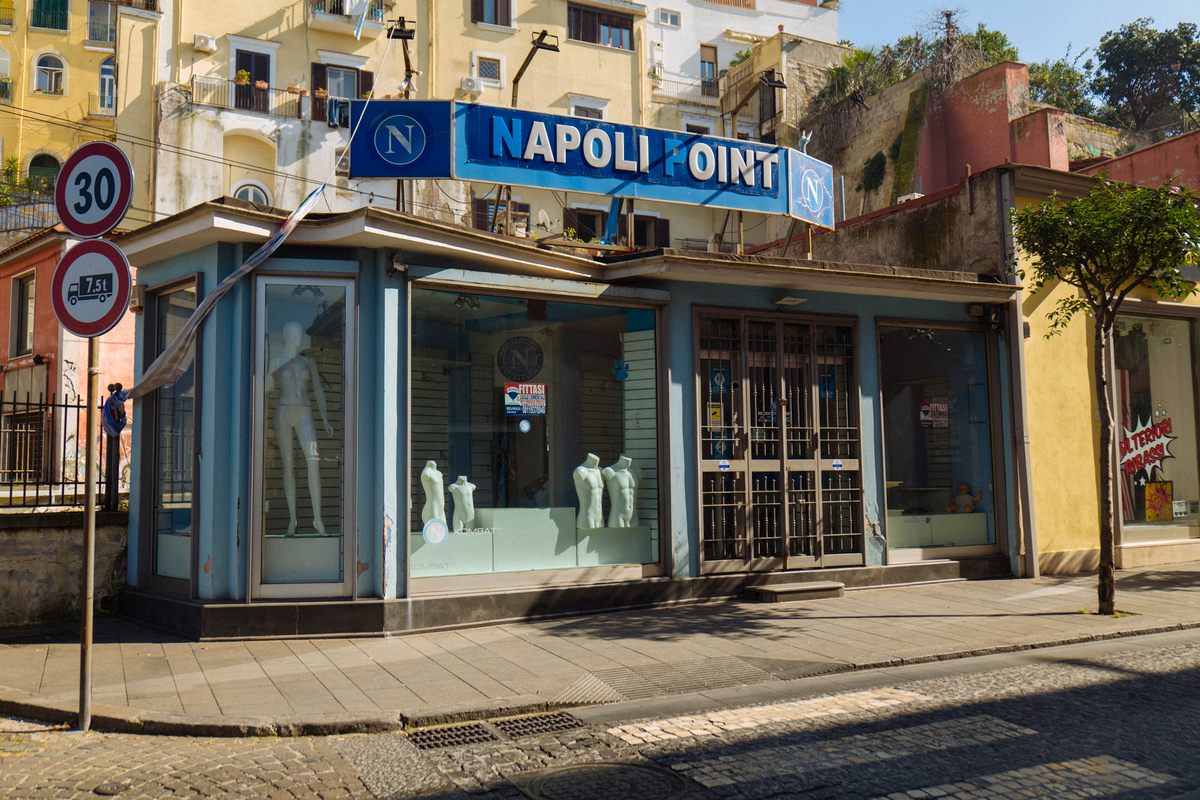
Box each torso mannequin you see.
[267,321,331,536]
[573,453,604,529]
[602,455,637,528]
[449,476,476,531]
[420,461,446,524]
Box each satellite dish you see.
[537,208,553,231]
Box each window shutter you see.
[472,198,489,231]
[496,0,511,25]
[470,0,483,23]
[655,217,671,249]
[311,63,327,121]
[582,9,597,43]
[357,69,374,99]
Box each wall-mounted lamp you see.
[32,354,50,366]
[773,296,806,306]
[760,70,787,90]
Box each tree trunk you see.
[1094,318,1117,615]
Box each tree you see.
[1029,48,1096,116]
[1012,179,1200,614]
[1091,18,1200,134]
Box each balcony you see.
[88,92,115,118]
[0,7,13,28]
[651,77,720,106]
[191,75,303,120]
[117,0,158,9]
[309,0,385,35]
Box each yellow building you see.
[1017,172,1200,573]
[0,0,137,236]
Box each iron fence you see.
[0,394,124,511]
[191,74,303,119]
[310,0,385,21]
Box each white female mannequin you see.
[602,455,638,528]
[420,461,446,524]
[267,321,331,536]
[449,476,476,532]
[573,453,604,529]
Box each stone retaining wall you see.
[0,512,127,628]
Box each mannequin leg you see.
[296,414,326,534]
[276,414,298,536]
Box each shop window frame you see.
[405,273,671,595]
[1109,304,1200,550]
[875,317,1008,564]
[136,274,203,598]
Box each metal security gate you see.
[696,312,864,573]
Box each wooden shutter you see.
[357,69,374,99]
[496,0,511,25]
[472,198,490,231]
[654,217,671,249]
[470,0,484,22]
[311,63,327,121]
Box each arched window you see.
[28,154,60,192]
[233,181,270,206]
[99,57,115,112]
[35,54,64,95]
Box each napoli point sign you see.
[349,100,835,229]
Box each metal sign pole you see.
[78,335,99,732]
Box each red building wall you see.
[1080,130,1200,190]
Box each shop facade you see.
[117,202,1022,638]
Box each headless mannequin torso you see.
[573,453,604,529]
[602,455,637,528]
[420,461,446,524]
[268,321,331,535]
[449,476,476,531]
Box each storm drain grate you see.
[492,712,585,739]
[406,722,499,750]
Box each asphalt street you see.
[2,628,1199,799]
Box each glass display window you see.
[880,325,997,552]
[409,288,660,579]
[252,276,356,597]
[1114,314,1200,542]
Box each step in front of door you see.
[745,581,845,603]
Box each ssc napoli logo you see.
[422,519,448,546]
[374,114,427,166]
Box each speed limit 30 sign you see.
[54,142,133,239]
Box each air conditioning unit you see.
[460,76,484,95]
[193,33,218,53]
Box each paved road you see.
[3,629,1199,799]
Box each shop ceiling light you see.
[773,296,806,306]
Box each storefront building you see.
[117,198,1022,638]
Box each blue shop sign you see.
[349,100,834,228]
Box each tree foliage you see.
[1013,179,1200,614]
[1029,48,1095,117]
[1091,18,1200,134]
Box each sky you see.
[838,1,1198,65]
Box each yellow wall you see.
[0,0,114,187]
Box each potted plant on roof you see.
[234,69,251,87]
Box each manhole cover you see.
[492,712,584,739]
[513,762,693,800]
[407,722,498,750]
[93,780,131,796]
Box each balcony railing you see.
[117,0,158,9]
[88,92,115,117]
[30,7,68,30]
[0,7,13,27]
[191,75,303,119]
[652,78,720,105]
[310,0,385,21]
[88,20,116,43]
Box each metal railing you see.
[118,0,157,9]
[310,0,385,21]
[87,19,115,43]
[190,75,303,119]
[652,78,720,105]
[0,181,55,233]
[88,92,115,117]
[0,7,14,27]
[0,394,123,511]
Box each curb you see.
[3,619,1199,737]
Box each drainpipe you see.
[997,168,1040,578]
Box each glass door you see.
[697,312,864,573]
[251,276,355,599]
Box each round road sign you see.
[51,239,132,338]
[54,142,133,239]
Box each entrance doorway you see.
[696,312,864,573]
